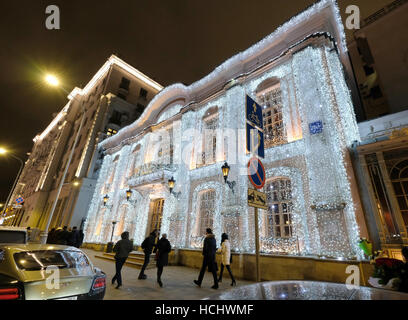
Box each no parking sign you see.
[247,157,266,190]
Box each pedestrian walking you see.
[138,230,157,279]
[194,228,219,289]
[155,234,171,287]
[26,227,32,242]
[46,228,57,244]
[218,233,236,286]
[56,226,70,245]
[78,228,84,248]
[68,226,80,247]
[112,231,134,289]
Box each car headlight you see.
[0,250,4,262]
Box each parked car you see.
[0,244,106,300]
[0,226,27,244]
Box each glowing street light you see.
[45,74,59,87]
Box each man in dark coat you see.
[194,228,219,289]
[78,229,84,248]
[112,231,134,289]
[56,226,70,245]
[155,233,171,287]
[46,228,56,244]
[138,230,157,279]
[67,226,80,247]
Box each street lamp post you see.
[39,75,87,244]
[0,148,24,217]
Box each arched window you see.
[390,159,408,229]
[265,178,293,238]
[197,107,218,168]
[256,80,287,148]
[197,189,216,235]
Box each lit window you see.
[197,115,218,168]
[139,88,148,99]
[265,178,293,238]
[258,84,287,148]
[107,128,118,136]
[390,159,408,231]
[197,190,216,236]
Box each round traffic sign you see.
[248,157,266,189]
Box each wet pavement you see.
[83,249,255,300]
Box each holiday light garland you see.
[83,0,366,260]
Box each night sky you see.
[0,0,392,202]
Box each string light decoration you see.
[83,0,365,260]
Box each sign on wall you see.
[309,121,323,135]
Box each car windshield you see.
[0,230,26,244]
[13,250,90,271]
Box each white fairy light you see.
[83,0,364,261]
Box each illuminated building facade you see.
[83,0,370,260]
[7,56,163,230]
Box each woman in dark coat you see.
[155,233,171,287]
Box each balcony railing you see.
[133,162,176,178]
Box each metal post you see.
[254,207,261,282]
[40,100,86,244]
[110,221,117,242]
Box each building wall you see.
[84,41,367,260]
[348,0,408,119]
[353,109,408,259]
[8,57,162,230]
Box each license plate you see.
[56,296,78,300]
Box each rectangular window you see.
[371,86,383,99]
[363,65,375,76]
[117,92,127,101]
[139,88,148,99]
[109,110,122,126]
[119,77,130,90]
[258,84,287,148]
[265,178,293,239]
[107,128,118,136]
[198,190,216,236]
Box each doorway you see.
[148,198,164,236]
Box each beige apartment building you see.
[348,0,408,120]
[5,55,163,230]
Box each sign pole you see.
[254,206,261,282]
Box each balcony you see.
[128,162,176,187]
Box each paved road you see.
[84,249,255,300]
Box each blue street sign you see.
[246,95,264,130]
[246,123,265,159]
[15,197,24,204]
[248,157,266,189]
[309,121,323,135]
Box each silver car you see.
[0,244,106,300]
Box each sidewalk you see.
[84,249,255,300]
